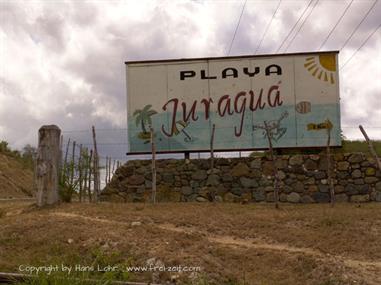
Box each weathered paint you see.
[126,51,341,154]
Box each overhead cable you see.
[284,0,320,52]
[226,0,247,55]
[340,23,381,70]
[276,0,314,53]
[254,0,282,54]
[340,0,379,51]
[318,0,354,50]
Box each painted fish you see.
[296,101,311,114]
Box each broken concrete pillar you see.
[36,125,61,207]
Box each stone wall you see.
[101,153,381,203]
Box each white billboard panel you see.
[126,51,341,154]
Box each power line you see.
[318,0,354,51]
[254,0,282,55]
[276,0,314,53]
[342,126,381,129]
[62,143,128,146]
[284,0,320,52]
[226,0,247,56]
[62,128,128,133]
[340,23,381,70]
[340,0,379,51]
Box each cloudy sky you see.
[0,0,380,161]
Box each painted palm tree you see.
[133,104,157,141]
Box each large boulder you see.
[287,192,300,203]
[289,155,303,166]
[240,177,258,188]
[337,161,349,171]
[191,170,207,180]
[206,174,220,186]
[312,192,330,203]
[129,175,145,185]
[350,194,369,203]
[348,153,364,163]
[231,162,250,177]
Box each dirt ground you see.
[1,201,381,285]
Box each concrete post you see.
[36,125,61,207]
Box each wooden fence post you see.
[92,126,99,202]
[78,144,83,202]
[108,157,112,183]
[105,156,108,185]
[62,138,70,183]
[59,135,63,175]
[209,123,216,202]
[359,125,381,170]
[150,127,157,204]
[82,147,88,202]
[36,125,61,207]
[70,141,76,186]
[263,121,279,209]
[112,160,116,175]
[88,149,93,202]
[210,124,216,171]
[326,125,335,207]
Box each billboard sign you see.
[126,51,341,154]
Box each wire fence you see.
[60,124,381,161]
[58,122,381,197]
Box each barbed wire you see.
[62,128,127,133]
[61,125,381,134]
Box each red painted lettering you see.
[161,98,178,137]
[234,91,246,137]
[218,95,233,116]
[200,98,213,120]
[267,82,283,107]
[249,89,266,111]
[182,100,198,122]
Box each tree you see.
[22,144,37,170]
[0,140,21,161]
[22,144,37,160]
[0,141,11,153]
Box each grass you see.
[10,251,134,285]
[13,272,129,285]
[339,139,381,155]
[249,139,381,157]
[1,201,381,284]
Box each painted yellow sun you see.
[304,54,336,84]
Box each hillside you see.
[0,153,34,199]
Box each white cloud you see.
[0,0,380,157]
